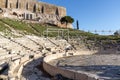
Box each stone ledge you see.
[43,51,99,80]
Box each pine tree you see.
[60,16,74,28]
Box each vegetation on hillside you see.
[0,21,10,31]
[0,18,36,35]
[1,18,120,52]
[0,18,120,41]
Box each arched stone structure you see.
[26,2,29,10]
[0,0,66,17]
[33,4,36,12]
[41,6,44,14]
[55,8,59,16]
[16,0,19,9]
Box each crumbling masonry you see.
[0,0,66,16]
[0,0,71,28]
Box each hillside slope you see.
[0,18,120,52]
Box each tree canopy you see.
[60,16,74,24]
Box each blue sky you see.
[40,0,120,35]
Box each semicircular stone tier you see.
[49,54,120,80]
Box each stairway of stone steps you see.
[0,30,74,80]
[29,24,41,35]
[0,20,42,51]
[14,37,40,51]
[0,19,68,55]
[20,38,74,80]
[46,38,59,47]
[0,35,27,54]
[44,38,62,52]
[46,38,70,49]
[0,47,8,53]
[0,38,21,62]
[68,36,90,51]
[0,32,73,57]
[0,34,42,54]
[0,39,24,68]
[25,35,43,46]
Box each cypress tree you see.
[76,20,79,30]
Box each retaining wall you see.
[43,51,100,80]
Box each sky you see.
[40,0,120,35]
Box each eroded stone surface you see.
[49,55,120,80]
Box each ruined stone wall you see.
[8,0,17,8]
[0,0,7,8]
[26,0,37,12]
[37,2,66,17]
[58,7,66,17]
[6,0,36,10]
[0,0,66,17]
[0,0,69,28]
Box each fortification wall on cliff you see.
[0,0,66,17]
[0,0,6,8]
[0,0,72,28]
